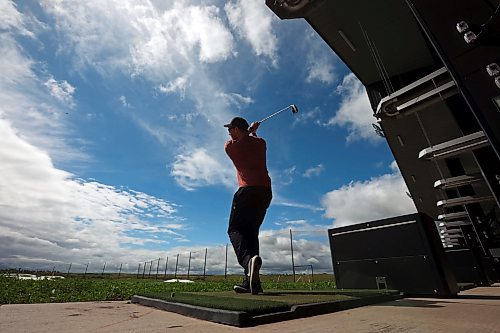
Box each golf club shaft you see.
[258,105,293,123]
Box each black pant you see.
[228,186,272,275]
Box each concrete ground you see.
[1,285,499,333]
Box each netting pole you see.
[174,254,179,279]
[164,257,169,279]
[187,252,192,279]
[290,229,296,282]
[203,248,207,280]
[224,244,228,279]
[156,258,160,279]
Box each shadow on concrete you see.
[456,294,500,300]
[375,299,445,308]
[375,293,500,310]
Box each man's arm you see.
[248,121,260,137]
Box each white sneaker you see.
[248,255,262,295]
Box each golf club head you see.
[290,104,299,114]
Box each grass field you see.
[0,273,336,304]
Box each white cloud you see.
[321,163,416,227]
[41,1,235,76]
[260,226,332,273]
[277,165,297,186]
[171,148,233,191]
[303,164,325,178]
[159,76,189,98]
[0,3,194,269]
[119,95,131,108]
[38,1,249,191]
[44,76,76,108]
[225,0,278,66]
[219,92,254,108]
[305,32,336,84]
[181,5,235,63]
[0,117,186,268]
[0,32,87,164]
[271,195,324,212]
[307,58,335,84]
[0,1,34,37]
[292,106,323,127]
[327,73,381,143]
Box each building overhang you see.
[266,0,436,86]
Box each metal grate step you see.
[419,131,489,160]
[376,67,458,118]
[437,211,469,221]
[437,195,494,208]
[434,174,482,189]
[438,220,470,227]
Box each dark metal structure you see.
[267,0,500,285]
[328,213,458,296]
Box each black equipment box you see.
[328,213,458,296]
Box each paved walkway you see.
[1,285,499,332]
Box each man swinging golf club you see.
[224,105,298,294]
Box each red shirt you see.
[225,135,272,188]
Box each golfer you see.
[224,117,272,295]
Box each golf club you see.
[258,104,299,123]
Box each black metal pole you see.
[142,261,146,278]
[118,263,122,278]
[164,256,168,279]
[156,258,160,279]
[137,263,141,279]
[224,244,228,279]
[67,263,72,276]
[84,263,89,277]
[174,254,179,279]
[290,229,296,282]
[187,252,192,279]
[203,248,207,280]
[148,260,153,278]
[101,262,106,277]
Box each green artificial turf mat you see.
[195,290,356,306]
[139,291,290,315]
[138,289,399,315]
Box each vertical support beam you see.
[224,244,228,279]
[156,258,160,279]
[290,229,296,282]
[187,252,192,279]
[164,257,169,279]
[174,254,179,279]
[203,248,208,280]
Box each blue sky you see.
[0,0,416,274]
